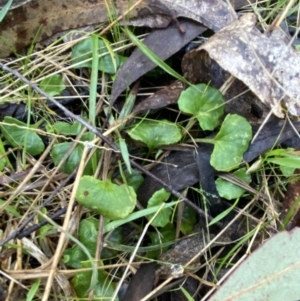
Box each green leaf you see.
[147,188,172,227]
[50,142,84,174]
[63,217,123,268]
[50,136,99,174]
[178,84,225,130]
[71,37,120,74]
[48,121,82,135]
[63,246,87,269]
[211,114,252,171]
[266,156,300,168]
[78,218,99,253]
[209,228,300,301]
[39,74,65,97]
[0,137,9,171]
[76,176,136,220]
[147,223,176,258]
[0,116,45,156]
[72,261,118,301]
[78,217,123,258]
[123,169,144,192]
[102,228,123,259]
[128,119,182,152]
[63,217,100,269]
[104,201,179,234]
[279,165,295,177]
[180,205,197,235]
[216,168,251,200]
[26,278,41,301]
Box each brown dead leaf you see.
[0,0,174,57]
[133,80,186,114]
[111,20,204,105]
[161,0,237,31]
[195,13,300,118]
[111,0,255,105]
[281,173,300,230]
[0,0,238,58]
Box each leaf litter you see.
[0,0,300,300]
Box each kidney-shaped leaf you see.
[40,74,65,97]
[216,168,251,200]
[147,188,171,227]
[72,262,117,300]
[178,84,224,131]
[209,228,300,301]
[211,114,252,171]
[0,116,44,156]
[48,121,82,135]
[128,119,182,151]
[76,176,136,220]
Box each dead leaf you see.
[0,0,175,57]
[0,0,239,58]
[122,263,157,301]
[209,228,300,301]
[163,0,236,32]
[137,150,199,207]
[280,175,300,230]
[110,20,205,105]
[195,13,300,117]
[111,0,256,105]
[244,121,300,163]
[133,80,186,114]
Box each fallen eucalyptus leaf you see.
[0,0,165,57]
[197,13,300,117]
[0,0,237,58]
[209,228,300,301]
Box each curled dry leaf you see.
[0,0,173,58]
[132,80,186,114]
[195,13,300,118]
[0,0,237,58]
